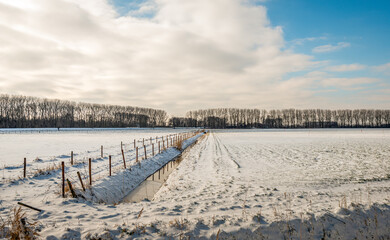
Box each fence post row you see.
[19,131,201,198]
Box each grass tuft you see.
[0,207,39,239]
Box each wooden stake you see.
[109,155,112,176]
[62,161,65,198]
[136,147,138,162]
[101,145,103,158]
[152,143,154,156]
[71,151,73,165]
[143,138,144,145]
[121,141,123,151]
[17,202,43,212]
[158,141,161,153]
[23,158,26,179]
[67,179,76,198]
[121,149,126,169]
[158,169,160,179]
[88,158,92,186]
[77,171,85,191]
[144,145,147,159]
[134,139,136,149]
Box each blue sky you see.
[264,0,390,65]
[1,0,389,114]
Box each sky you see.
[0,0,389,116]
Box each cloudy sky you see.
[0,0,389,115]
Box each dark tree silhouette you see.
[0,94,167,128]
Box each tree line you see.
[169,108,390,128]
[1,94,389,129]
[0,94,167,128]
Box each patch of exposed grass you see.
[0,207,39,239]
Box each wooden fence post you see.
[101,145,103,158]
[17,202,42,212]
[71,151,73,165]
[144,145,147,159]
[136,147,138,162]
[134,139,136,149]
[109,155,112,176]
[23,158,26,179]
[158,141,161,153]
[121,149,126,169]
[89,158,92,186]
[152,143,154,156]
[67,179,76,198]
[77,171,85,191]
[62,161,65,198]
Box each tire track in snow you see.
[212,133,241,169]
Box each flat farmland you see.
[0,129,389,239]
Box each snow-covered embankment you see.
[84,132,205,204]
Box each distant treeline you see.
[0,94,167,128]
[2,94,390,129]
[168,108,390,128]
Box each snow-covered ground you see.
[1,129,390,239]
[0,128,194,181]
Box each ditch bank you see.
[83,131,206,204]
[121,154,183,203]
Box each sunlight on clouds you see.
[0,0,387,114]
[312,42,350,53]
[0,0,39,10]
[373,62,390,75]
[326,64,366,72]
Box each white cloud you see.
[373,62,390,75]
[0,0,319,115]
[0,0,387,114]
[291,36,327,46]
[326,64,366,72]
[321,77,379,88]
[312,42,350,53]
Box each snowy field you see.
[0,128,193,181]
[0,129,390,239]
